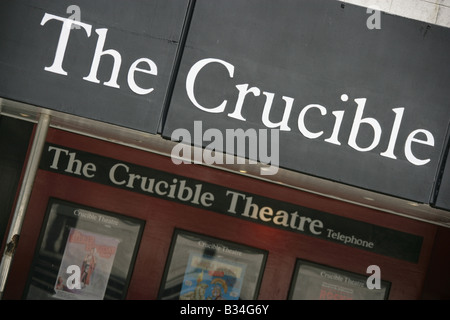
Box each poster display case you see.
[158,230,267,300]
[288,260,391,300]
[23,199,144,300]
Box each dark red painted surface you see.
[3,128,439,299]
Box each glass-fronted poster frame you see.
[288,259,391,300]
[158,229,267,300]
[23,198,145,300]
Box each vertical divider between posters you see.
[430,122,450,206]
[158,0,197,134]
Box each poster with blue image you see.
[179,253,246,300]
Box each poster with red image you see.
[53,228,120,300]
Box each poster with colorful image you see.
[180,253,246,300]
[53,228,120,300]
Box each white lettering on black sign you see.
[185,58,435,166]
[40,144,424,262]
[40,13,158,95]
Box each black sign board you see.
[40,143,424,263]
[0,0,189,133]
[162,0,450,203]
